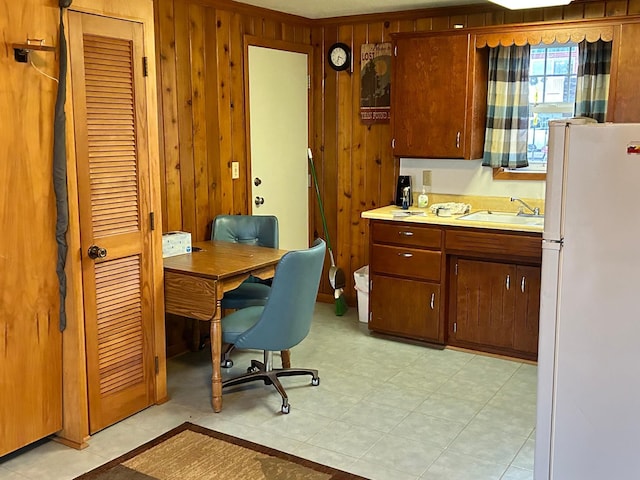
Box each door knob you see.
[254,196,265,206]
[87,245,107,259]
[254,177,262,186]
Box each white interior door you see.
[248,44,309,250]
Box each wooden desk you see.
[163,240,287,412]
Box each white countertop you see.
[361,205,543,234]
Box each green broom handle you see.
[308,149,333,254]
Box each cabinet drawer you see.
[371,244,441,281]
[372,221,442,249]
[445,229,542,260]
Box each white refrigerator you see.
[535,121,640,479]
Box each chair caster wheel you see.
[311,377,320,386]
[281,404,290,414]
[222,359,233,368]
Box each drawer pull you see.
[506,274,510,291]
[430,293,435,310]
[456,131,461,148]
[521,276,526,293]
[399,231,414,236]
[398,252,413,258]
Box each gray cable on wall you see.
[53,0,72,332]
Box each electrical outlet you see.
[231,161,240,179]
[422,170,432,187]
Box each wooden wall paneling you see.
[380,20,400,209]
[450,14,467,28]
[157,0,182,232]
[608,0,630,15]
[432,16,452,30]
[563,3,586,20]
[336,24,355,298]
[467,12,488,28]
[205,7,222,229]
[585,2,607,17]
[316,25,339,300]
[282,23,296,42]
[262,17,280,39]
[348,23,368,295]
[630,0,640,14]
[543,7,565,21]
[295,25,311,44]
[188,3,211,241]
[504,11,525,25]
[416,17,434,31]
[154,4,169,231]
[309,26,327,298]
[230,13,248,215]
[361,21,385,266]
[215,10,235,214]
[487,10,506,25]
[175,1,197,236]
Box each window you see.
[523,43,578,173]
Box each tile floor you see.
[0,302,537,480]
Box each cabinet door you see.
[513,265,541,355]
[609,22,640,122]
[370,274,441,343]
[454,259,516,348]
[393,35,469,158]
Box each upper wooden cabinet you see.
[391,32,488,159]
[609,21,640,122]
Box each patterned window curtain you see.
[575,39,612,123]
[482,45,530,168]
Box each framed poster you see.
[360,42,391,124]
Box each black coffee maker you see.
[395,175,412,207]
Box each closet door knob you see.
[87,245,107,259]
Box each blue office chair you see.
[211,215,279,366]
[212,215,279,310]
[221,238,326,414]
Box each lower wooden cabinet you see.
[450,257,540,360]
[370,275,441,342]
[368,220,445,345]
[366,220,541,360]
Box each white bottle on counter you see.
[417,187,429,208]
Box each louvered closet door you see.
[69,12,155,433]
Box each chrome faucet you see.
[510,197,540,216]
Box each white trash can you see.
[354,265,369,324]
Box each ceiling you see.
[231,0,491,19]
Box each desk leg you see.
[281,349,291,369]
[210,299,223,412]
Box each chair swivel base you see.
[222,356,319,414]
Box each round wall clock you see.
[327,42,351,72]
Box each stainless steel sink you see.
[457,210,544,227]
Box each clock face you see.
[328,43,350,71]
[330,47,347,66]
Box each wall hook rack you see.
[12,39,55,63]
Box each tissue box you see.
[162,231,192,258]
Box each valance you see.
[475,26,614,47]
